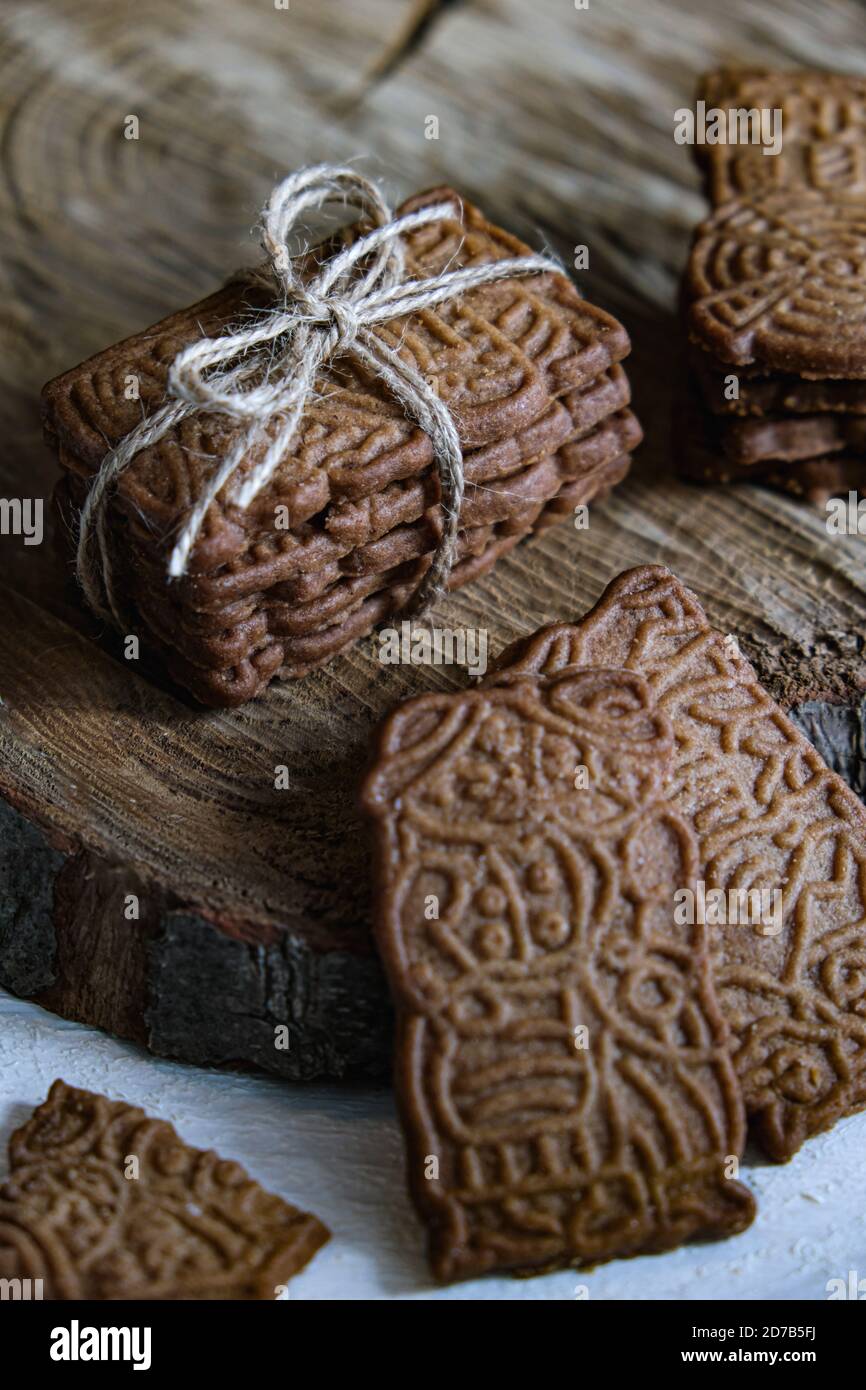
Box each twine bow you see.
[77,164,562,628]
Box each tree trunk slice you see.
[1,0,865,1078]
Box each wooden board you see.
[1,0,865,1079]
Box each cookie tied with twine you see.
[76,164,563,630]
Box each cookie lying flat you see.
[55,361,631,557]
[691,345,866,418]
[133,451,634,705]
[115,406,641,643]
[712,411,866,467]
[686,193,866,379]
[361,667,754,1281]
[491,566,866,1162]
[675,382,865,502]
[694,67,866,206]
[0,1080,329,1299]
[115,407,642,611]
[681,445,865,506]
[53,392,638,700]
[56,407,638,706]
[44,186,638,704]
[750,454,865,504]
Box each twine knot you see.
[297,290,362,357]
[77,164,562,631]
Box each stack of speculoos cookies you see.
[42,189,640,707]
[680,68,866,503]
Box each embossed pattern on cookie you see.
[42,189,631,574]
[491,566,866,1162]
[104,452,633,706]
[686,193,866,378]
[690,344,866,418]
[43,187,637,704]
[362,668,753,1280]
[695,67,866,205]
[0,1080,329,1299]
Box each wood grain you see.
[1,0,865,1077]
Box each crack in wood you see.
[362,0,466,90]
[789,699,866,802]
[145,912,392,1081]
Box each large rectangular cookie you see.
[694,67,866,206]
[0,1079,329,1299]
[490,566,866,1162]
[361,665,754,1280]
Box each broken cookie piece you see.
[0,1079,329,1299]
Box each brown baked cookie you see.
[57,387,637,609]
[361,666,754,1281]
[43,186,638,705]
[681,445,865,506]
[284,405,637,567]
[522,452,632,531]
[693,67,866,206]
[686,193,866,378]
[55,366,633,649]
[129,451,634,705]
[489,566,866,1163]
[55,398,640,700]
[0,1080,329,1299]
[56,363,628,554]
[42,189,631,575]
[675,382,865,501]
[715,410,866,466]
[751,454,865,504]
[116,405,641,612]
[691,345,866,418]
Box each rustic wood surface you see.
[1,0,865,1079]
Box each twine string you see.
[76,164,561,628]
